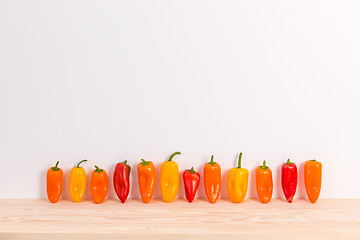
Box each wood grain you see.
[0,199,359,240]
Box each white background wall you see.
[1,0,359,200]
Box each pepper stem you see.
[285,159,292,165]
[168,151,181,161]
[76,159,87,168]
[95,165,103,173]
[208,155,216,165]
[188,167,196,173]
[51,161,60,171]
[310,159,317,161]
[123,160,128,164]
[141,159,150,166]
[260,160,269,170]
[237,152,242,168]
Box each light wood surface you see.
[0,199,359,240]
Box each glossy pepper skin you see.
[256,160,273,203]
[281,159,298,203]
[138,159,156,203]
[90,165,108,204]
[46,161,63,203]
[183,167,200,203]
[227,152,249,203]
[160,152,181,203]
[69,160,87,203]
[304,159,322,203]
[204,155,221,203]
[113,160,131,203]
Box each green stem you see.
[260,160,269,170]
[208,155,216,165]
[168,152,181,161]
[141,159,149,166]
[188,167,196,173]
[237,152,242,168]
[77,159,87,168]
[123,160,128,164]
[310,159,317,162]
[51,161,60,171]
[285,159,292,165]
[95,165,103,173]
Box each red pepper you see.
[183,167,200,203]
[281,159,298,203]
[113,160,131,203]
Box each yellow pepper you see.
[69,160,87,203]
[227,152,249,203]
[160,152,181,203]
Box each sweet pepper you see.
[138,159,156,203]
[90,165,108,203]
[183,167,200,203]
[304,159,322,203]
[160,152,181,203]
[281,159,297,203]
[113,160,131,203]
[255,160,273,203]
[227,152,248,203]
[46,161,63,203]
[69,159,87,203]
[204,155,221,203]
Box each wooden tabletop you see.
[0,199,359,239]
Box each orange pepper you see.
[204,155,221,203]
[90,165,108,203]
[304,159,322,203]
[255,160,273,203]
[138,159,156,203]
[46,161,63,203]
